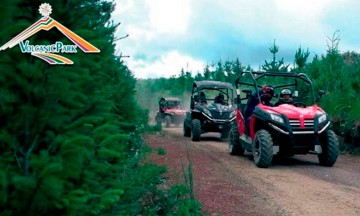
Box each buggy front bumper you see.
[202,112,236,124]
[268,121,330,135]
[267,122,328,155]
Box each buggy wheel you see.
[191,119,201,141]
[183,122,191,137]
[229,125,244,156]
[165,116,171,128]
[221,129,229,139]
[318,130,339,167]
[253,129,273,168]
[155,115,162,125]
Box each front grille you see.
[289,119,314,131]
[210,110,231,119]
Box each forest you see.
[0,1,200,215]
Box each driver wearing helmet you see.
[275,88,293,106]
[159,97,166,113]
[259,85,274,106]
[214,93,225,105]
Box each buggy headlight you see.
[318,114,327,124]
[203,109,212,117]
[270,113,284,124]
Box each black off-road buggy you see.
[183,81,235,141]
[228,71,339,168]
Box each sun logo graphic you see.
[0,3,100,64]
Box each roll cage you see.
[234,71,316,108]
[191,81,234,109]
[162,97,182,109]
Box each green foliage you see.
[147,123,162,133]
[294,46,310,70]
[262,39,290,72]
[339,141,360,155]
[138,155,202,215]
[301,31,360,147]
[0,1,202,215]
[157,147,167,155]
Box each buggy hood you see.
[259,104,326,119]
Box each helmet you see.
[260,85,274,103]
[262,85,274,97]
[215,93,225,103]
[280,88,292,103]
[199,91,206,103]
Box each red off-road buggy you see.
[155,97,186,127]
[229,71,339,168]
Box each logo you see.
[0,3,100,64]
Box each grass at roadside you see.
[142,127,202,215]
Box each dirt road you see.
[146,127,360,216]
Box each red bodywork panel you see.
[235,103,326,139]
[157,108,186,115]
[235,109,246,135]
[164,108,186,115]
[260,103,325,118]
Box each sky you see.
[112,0,360,79]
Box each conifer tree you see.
[194,71,204,81]
[228,58,245,83]
[214,59,226,81]
[294,46,310,70]
[203,64,212,80]
[262,39,289,72]
[0,1,173,215]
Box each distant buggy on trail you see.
[183,81,235,141]
[156,97,186,127]
[229,71,339,168]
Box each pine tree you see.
[228,58,245,83]
[194,71,204,81]
[294,46,310,70]
[203,64,212,80]
[0,1,163,215]
[214,59,226,81]
[262,39,289,72]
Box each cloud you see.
[123,50,204,79]
[113,0,360,78]
[146,0,190,33]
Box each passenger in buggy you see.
[275,88,293,106]
[244,85,274,133]
[245,85,274,117]
[199,91,207,105]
